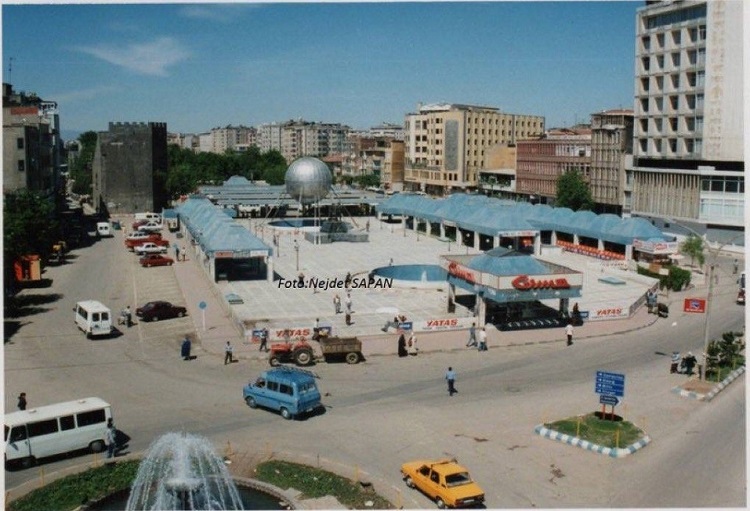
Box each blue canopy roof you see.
[176,198,271,256]
[376,193,668,245]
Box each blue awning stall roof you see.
[467,248,549,275]
[176,198,271,257]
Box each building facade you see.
[403,103,544,195]
[341,134,405,190]
[92,122,168,215]
[257,120,350,163]
[3,83,61,196]
[515,127,592,204]
[211,125,256,154]
[590,109,634,215]
[631,0,744,234]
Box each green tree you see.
[555,170,593,211]
[680,234,705,267]
[4,190,59,266]
[355,174,381,189]
[70,131,97,195]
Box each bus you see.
[5,397,112,468]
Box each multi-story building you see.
[515,127,592,204]
[477,144,518,199]
[257,122,283,153]
[590,109,634,215]
[3,83,61,196]
[369,122,405,140]
[258,120,350,163]
[341,134,405,190]
[403,103,544,195]
[631,0,744,236]
[92,122,168,215]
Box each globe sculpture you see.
[285,157,332,205]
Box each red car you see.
[135,301,187,322]
[140,254,174,267]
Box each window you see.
[725,178,739,193]
[696,71,705,87]
[669,118,678,132]
[669,96,678,111]
[17,138,24,149]
[686,118,695,131]
[696,94,704,110]
[672,30,681,45]
[656,54,664,70]
[641,36,650,51]
[656,33,664,49]
[670,74,679,90]
[77,409,106,427]
[279,384,293,396]
[655,76,664,91]
[641,78,650,93]
[654,118,663,132]
[9,427,27,442]
[699,25,706,41]
[267,381,278,392]
[60,415,75,431]
[430,472,439,484]
[685,139,694,153]
[18,160,25,172]
[668,139,677,153]
[640,119,649,133]
[695,117,704,132]
[28,419,59,438]
[671,53,680,68]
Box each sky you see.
[2,1,641,140]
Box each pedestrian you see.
[365,219,370,232]
[259,328,269,352]
[224,341,233,365]
[565,321,574,346]
[181,336,192,360]
[466,323,477,347]
[104,418,117,459]
[345,311,352,326]
[17,392,27,411]
[397,333,408,357]
[388,258,394,266]
[313,318,320,340]
[345,293,352,314]
[123,305,132,328]
[683,351,697,376]
[174,244,180,261]
[345,272,352,288]
[733,259,739,275]
[181,245,187,261]
[670,351,681,373]
[408,331,418,356]
[333,294,342,314]
[445,367,457,396]
[298,273,305,288]
[478,326,487,351]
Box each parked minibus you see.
[5,397,112,468]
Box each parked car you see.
[124,231,162,248]
[140,254,174,267]
[401,458,485,509]
[134,241,169,255]
[135,301,187,322]
[137,221,163,233]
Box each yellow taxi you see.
[401,458,485,508]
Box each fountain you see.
[126,432,245,510]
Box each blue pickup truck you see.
[243,367,323,420]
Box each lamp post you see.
[294,240,299,272]
[671,222,743,380]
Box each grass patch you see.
[8,460,139,511]
[255,460,394,509]
[545,412,645,448]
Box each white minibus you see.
[5,397,112,468]
[96,222,112,237]
[135,212,162,223]
[74,300,113,338]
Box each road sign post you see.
[595,371,625,421]
[199,301,207,331]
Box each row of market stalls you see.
[375,193,678,262]
[376,194,668,328]
[176,197,273,282]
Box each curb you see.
[671,366,745,401]
[533,424,651,458]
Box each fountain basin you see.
[370,264,447,289]
[268,219,320,232]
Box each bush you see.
[636,264,691,291]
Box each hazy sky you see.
[3,2,640,137]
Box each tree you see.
[555,170,593,211]
[70,131,97,195]
[4,190,59,266]
[680,234,705,267]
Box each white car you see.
[126,231,154,241]
[134,242,168,255]
[137,222,163,233]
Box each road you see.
[4,227,746,508]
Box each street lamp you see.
[671,221,743,380]
[294,239,299,271]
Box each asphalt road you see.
[4,229,746,508]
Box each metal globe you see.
[285,157,332,204]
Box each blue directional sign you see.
[599,394,620,406]
[595,371,625,397]
[198,301,207,310]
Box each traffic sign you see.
[198,301,207,310]
[595,371,625,397]
[599,394,620,406]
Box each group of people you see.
[465,323,488,351]
[173,244,188,262]
[670,351,699,376]
[120,306,133,327]
[397,331,418,357]
[332,291,354,325]
[382,314,408,333]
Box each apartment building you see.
[515,127,592,204]
[403,103,544,195]
[341,134,405,190]
[211,125,255,154]
[590,109,634,215]
[257,120,350,163]
[631,0,744,234]
[3,83,62,196]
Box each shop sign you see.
[511,274,571,290]
[683,298,706,313]
[250,250,269,257]
[417,317,475,331]
[446,261,479,284]
[269,325,332,340]
[498,230,537,237]
[214,250,234,259]
[588,305,630,321]
[633,239,679,255]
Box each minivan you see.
[5,397,112,468]
[243,367,323,420]
[134,212,162,223]
[74,300,113,338]
[96,222,112,237]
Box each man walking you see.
[333,294,342,314]
[17,392,27,411]
[445,367,457,396]
[565,321,574,346]
[477,326,487,351]
[104,418,117,459]
[224,341,234,365]
[259,328,269,352]
[345,293,352,314]
[181,336,192,360]
[466,323,477,347]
